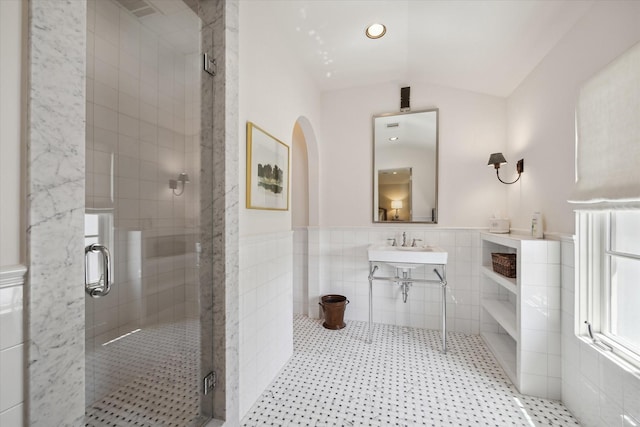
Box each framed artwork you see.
[246,121,290,210]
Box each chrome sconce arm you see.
[488,152,524,184]
[169,172,190,196]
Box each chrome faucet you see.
[402,232,407,247]
[387,237,397,246]
[411,238,422,247]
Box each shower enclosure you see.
[84,0,211,424]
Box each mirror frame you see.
[372,108,439,224]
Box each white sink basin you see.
[367,244,448,269]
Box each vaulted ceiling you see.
[264,0,594,97]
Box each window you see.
[607,211,640,355]
[578,209,640,368]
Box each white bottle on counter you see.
[531,211,544,239]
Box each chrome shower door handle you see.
[85,243,112,297]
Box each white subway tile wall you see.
[518,240,562,399]
[296,227,481,335]
[293,227,308,315]
[239,231,294,417]
[0,274,24,425]
[560,237,640,426]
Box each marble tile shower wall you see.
[85,0,200,402]
[239,231,294,418]
[308,227,481,334]
[560,238,640,426]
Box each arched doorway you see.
[291,117,320,317]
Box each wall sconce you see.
[487,153,524,184]
[169,173,190,196]
[391,200,403,220]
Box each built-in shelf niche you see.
[479,232,561,400]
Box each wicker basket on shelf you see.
[491,253,517,278]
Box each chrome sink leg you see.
[441,281,447,353]
[434,266,447,353]
[367,263,378,344]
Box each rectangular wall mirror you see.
[373,109,438,223]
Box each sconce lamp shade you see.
[487,153,524,185]
[487,152,507,168]
[391,200,403,209]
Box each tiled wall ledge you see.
[0,264,27,426]
[0,264,27,288]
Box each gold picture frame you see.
[246,121,290,210]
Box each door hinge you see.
[204,371,216,395]
[203,53,216,76]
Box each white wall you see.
[0,1,25,425]
[238,0,323,418]
[291,123,309,228]
[239,1,322,238]
[505,2,640,425]
[320,81,508,228]
[0,0,24,268]
[506,1,640,235]
[241,1,640,423]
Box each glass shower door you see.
[84,0,207,424]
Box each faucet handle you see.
[387,238,397,246]
[411,238,422,247]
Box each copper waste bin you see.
[319,295,349,330]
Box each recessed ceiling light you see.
[389,136,399,142]
[365,23,386,39]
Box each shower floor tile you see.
[241,315,579,426]
[85,319,207,427]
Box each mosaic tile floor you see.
[85,319,208,427]
[242,315,580,427]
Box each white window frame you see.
[577,209,640,370]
